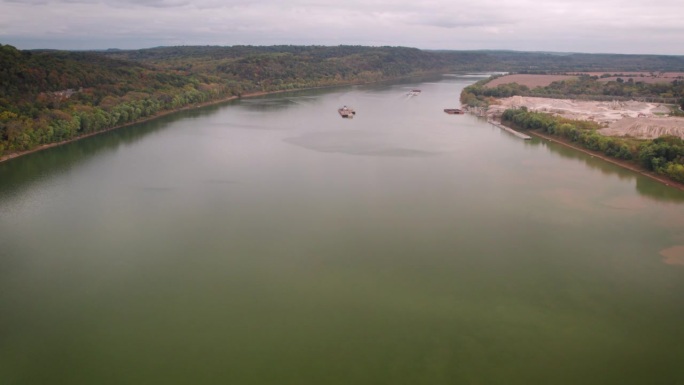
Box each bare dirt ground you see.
[485,74,577,88]
[602,117,684,139]
[487,96,684,139]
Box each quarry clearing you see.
[483,73,684,139]
[487,96,684,139]
[485,74,578,88]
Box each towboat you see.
[338,106,356,118]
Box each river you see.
[1,74,683,384]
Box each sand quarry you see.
[484,74,684,139]
[487,96,684,139]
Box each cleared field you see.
[485,74,577,88]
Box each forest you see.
[2,43,684,158]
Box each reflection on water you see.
[636,177,684,202]
[284,130,438,157]
[536,137,684,202]
[0,110,220,199]
[599,195,650,210]
[538,139,636,181]
[237,97,303,111]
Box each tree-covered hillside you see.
[102,45,470,90]
[458,51,684,73]
[1,44,231,155]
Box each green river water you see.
[1,75,683,384]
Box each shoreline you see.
[526,129,684,192]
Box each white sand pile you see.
[600,117,684,139]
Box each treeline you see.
[501,108,684,183]
[476,52,684,73]
[461,74,684,109]
[532,75,684,101]
[105,46,684,77]
[105,45,472,90]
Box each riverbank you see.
[527,129,684,192]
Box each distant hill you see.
[100,46,684,74]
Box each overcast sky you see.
[1,0,682,54]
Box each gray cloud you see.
[1,0,683,54]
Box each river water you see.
[1,75,684,384]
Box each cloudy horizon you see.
[1,0,683,55]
